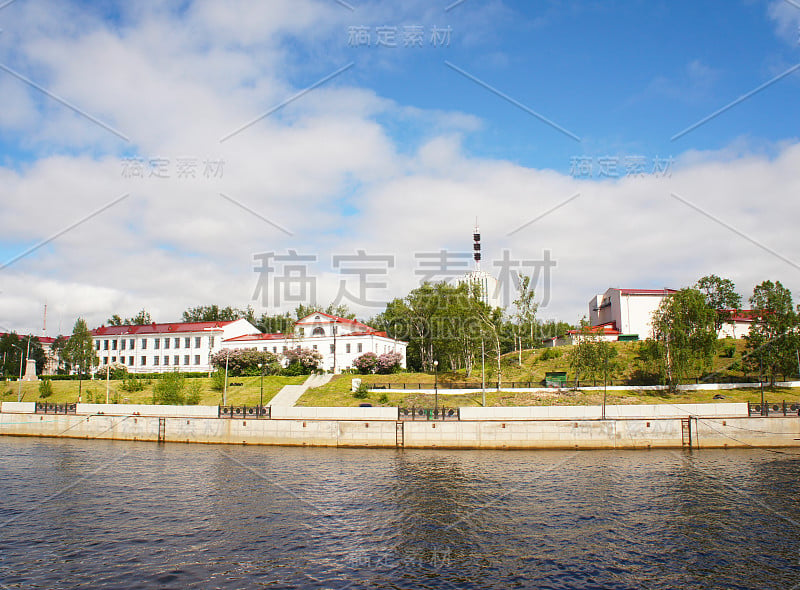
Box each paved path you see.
[269,373,333,407]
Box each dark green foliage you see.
[38,379,53,398]
[353,383,369,399]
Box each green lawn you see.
[0,375,307,406]
[298,371,800,408]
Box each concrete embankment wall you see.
[1,411,797,449]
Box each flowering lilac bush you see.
[353,352,378,374]
[211,348,281,376]
[282,347,323,375]
[376,351,403,374]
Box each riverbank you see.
[2,401,798,449]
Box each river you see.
[0,437,798,589]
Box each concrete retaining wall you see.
[1,412,797,449]
[458,403,749,421]
[269,406,398,420]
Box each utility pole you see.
[223,351,229,406]
[481,335,486,407]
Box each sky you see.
[0,0,799,336]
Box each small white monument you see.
[351,378,362,392]
[21,358,38,382]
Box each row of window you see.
[102,355,203,367]
[96,336,214,352]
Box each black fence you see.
[397,406,460,421]
[218,405,270,419]
[35,402,77,414]
[747,401,800,417]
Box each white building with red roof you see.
[589,288,678,340]
[91,319,257,373]
[220,312,407,374]
[89,313,406,374]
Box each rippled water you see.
[0,438,798,589]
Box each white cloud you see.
[1,1,800,336]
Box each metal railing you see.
[397,406,460,421]
[218,405,270,419]
[747,401,800,417]
[35,402,77,414]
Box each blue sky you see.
[0,0,799,333]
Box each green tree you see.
[62,318,99,401]
[744,280,798,385]
[0,332,21,378]
[182,304,243,322]
[651,288,717,391]
[51,335,69,373]
[293,303,357,320]
[513,274,538,363]
[696,275,742,333]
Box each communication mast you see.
[473,219,481,271]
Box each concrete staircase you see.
[268,373,333,407]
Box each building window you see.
[111,356,116,363]
[174,355,180,366]
[312,327,325,336]
[104,340,109,350]
[330,344,334,353]
[174,338,180,348]
[96,341,100,350]
[154,357,159,366]
[129,339,135,349]
[154,339,160,350]
[209,336,214,348]
[128,356,134,365]
[195,337,201,348]
[184,337,190,348]
[184,355,190,365]
[164,356,169,365]
[357,343,363,353]
[103,357,108,365]
[282,346,287,352]
[141,356,146,366]
[141,339,147,350]
[312,345,317,350]
[346,343,351,353]
[299,328,305,336]
[164,338,170,349]
[194,355,200,365]
[273,347,277,353]
[112,340,117,350]
[120,340,126,351]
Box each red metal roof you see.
[223,333,292,342]
[92,321,236,336]
[295,312,375,332]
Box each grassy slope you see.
[0,375,307,406]
[299,340,800,407]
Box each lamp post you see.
[760,354,765,416]
[258,362,264,413]
[433,360,439,412]
[223,351,229,406]
[10,343,23,402]
[480,334,486,407]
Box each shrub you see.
[378,392,389,404]
[210,348,281,377]
[153,372,186,405]
[38,379,53,398]
[539,348,562,361]
[353,383,370,399]
[210,369,226,392]
[721,344,736,358]
[281,347,323,375]
[95,362,128,380]
[185,380,202,405]
[376,352,403,374]
[353,352,378,374]
[121,376,144,392]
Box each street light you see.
[433,360,439,412]
[10,342,24,402]
[258,362,264,414]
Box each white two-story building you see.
[91,313,406,374]
[91,319,257,373]
[220,312,407,373]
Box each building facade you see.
[589,288,677,339]
[91,319,257,374]
[220,312,407,373]
[90,313,407,375]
